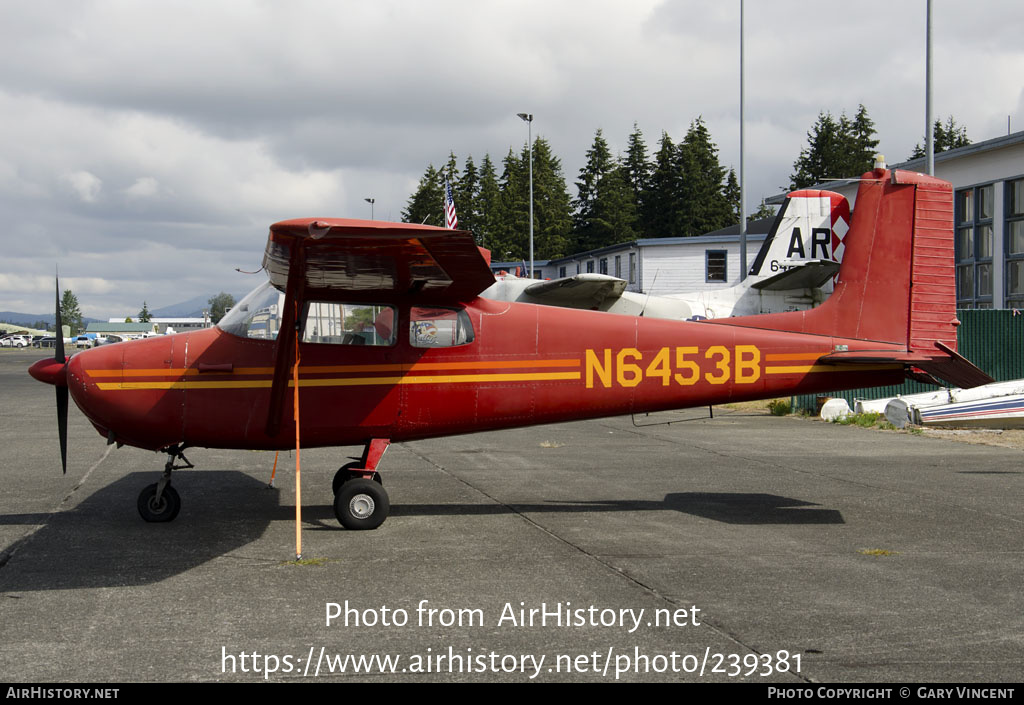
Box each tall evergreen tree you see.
[790,112,845,189]
[723,168,740,224]
[622,122,651,200]
[530,138,573,260]
[584,165,639,248]
[642,132,679,237]
[909,116,971,159]
[790,106,880,189]
[847,104,880,174]
[60,289,83,335]
[402,164,445,226]
[572,128,614,248]
[476,154,503,250]
[137,302,151,323]
[455,155,480,238]
[676,117,732,236]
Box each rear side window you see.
[303,302,396,346]
[410,307,474,348]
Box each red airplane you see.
[29,167,991,530]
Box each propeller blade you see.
[56,385,68,474]
[55,275,68,473]
[55,277,65,363]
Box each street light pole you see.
[517,112,534,278]
[364,198,375,220]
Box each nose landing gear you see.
[137,447,192,523]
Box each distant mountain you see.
[150,292,248,319]
[0,312,101,328]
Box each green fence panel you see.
[792,309,1024,412]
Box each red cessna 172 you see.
[29,167,992,530]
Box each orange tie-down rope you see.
[293,302,303,560]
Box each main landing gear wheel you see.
[332,462,382,495]
[334,478,389,530]
[137,483,181,522]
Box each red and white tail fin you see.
[723,168,992,388]
[748,189,850,279]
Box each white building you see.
[543,221,773,296]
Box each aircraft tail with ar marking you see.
[718,166,992,389]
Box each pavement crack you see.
[0,445,114,572]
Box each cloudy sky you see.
[2,0,1023,320]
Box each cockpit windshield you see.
[217,281,285,340]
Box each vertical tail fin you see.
[748,189,850,279]
[725,168,958,351]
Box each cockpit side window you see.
[302,302,396,346]
[409,306,475,348]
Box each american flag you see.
[443,179,458,230]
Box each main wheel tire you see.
[334,478,389,530]
[137,483,181,522]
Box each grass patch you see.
[832,411,881,427]
[767,399,791,416]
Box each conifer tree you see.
[909,116,971,159]
[572,129,614,248]
[476,154,503,250]
[676,117,732,236]
[642,132,679,237]
[402,164,444,226]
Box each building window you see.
[1006,178,1024,309]
[629,253,636,283]
[599,258,608,275]
[706,250,727,283]
[586,260,595,273]
[558,266,567,278]
[956,184,994,308]
[614,255,622,279]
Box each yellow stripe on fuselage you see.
[94,370,581,391]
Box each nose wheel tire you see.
[334,478,389,530]
[137,483,181,522]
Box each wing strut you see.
[266,243,306,438]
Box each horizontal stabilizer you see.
[523,274,627,307]
[820,342,994,389]
[750,259,840,291]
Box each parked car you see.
[33,337,57,349]
[3,335,31,348]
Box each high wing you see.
[261,218,495,435]
[522,273,627,308]
[263,218,495,302]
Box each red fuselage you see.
[66,296,903,453]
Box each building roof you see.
[87,322,157,333]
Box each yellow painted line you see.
[764,353,827,362]
[95,371,582,391]
[766,363,902,375]
[85,358,582,379]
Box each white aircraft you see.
[482,189,851,321]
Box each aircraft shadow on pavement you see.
[0,471,280,592]
[375,492,844,525]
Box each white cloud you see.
[63,170,102,203]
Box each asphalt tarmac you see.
[1,348,1021,683]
